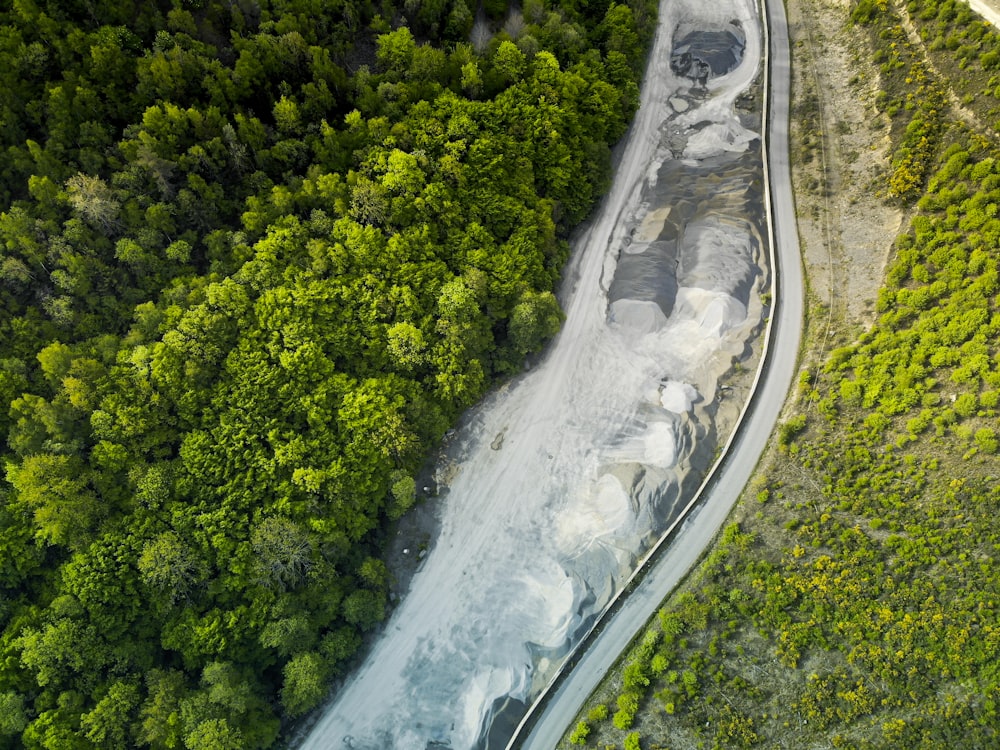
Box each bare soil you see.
[784,0,902,366]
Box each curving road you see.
[510,0,802,745]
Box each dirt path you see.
[784,0,902,360]
[784,0,1000,362]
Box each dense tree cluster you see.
[566,2,1000,749]
[0,0,657,746]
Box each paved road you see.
[510,0,802,745]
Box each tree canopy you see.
[0,0,656,745]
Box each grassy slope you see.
[560,1,1000,748]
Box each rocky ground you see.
[380,0,882,712]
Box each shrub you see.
[613,691,639,729]
[975,427,998,453]
[569,720,590,745]
[587,703,609,722]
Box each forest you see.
[566,0,1000,748]
[0,0,657,746]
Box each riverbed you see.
[296,0,766,747]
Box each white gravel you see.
[296,0,764,747]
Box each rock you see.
[490,428,506,450]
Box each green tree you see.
[338,378,421,470]
[16,618,104,689]
[259,615,317,658]
[376,27,416,77]
[80,681,141,748]
[388,470,418,519]
[139,532,205,603]
[508,289,563,356]
[184,719,243,750]
[494,40,527,83]
[0,691,28,737]
[6,454,102,547]
[386,321,428,371]
[136,670,187,750]
[461,60,483,97]
[273,96,303,136]
[600,4,641,71]
[65,172,120,232]
[281,651,330,716]
[341,589,385,630]
[251,517,313,590]
[0,0,653,742]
